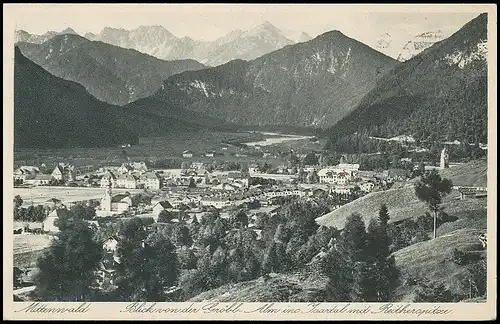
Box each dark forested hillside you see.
[126,30,398,128]
[14,47,138,148]
[326,13,488,153]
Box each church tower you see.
[101,177,112,211]
[440,147,449,169]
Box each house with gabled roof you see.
[115,173,138,189]
[153,201,173,218]
[141,172,161,190]
[100,170,117,188]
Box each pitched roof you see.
[111,194,132,203]
[116,174,138,181]
[155,201,173,209]
[48,208,70,218]
[33,174,53,181]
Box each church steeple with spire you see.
[440,147,449,169]
[101,177,112,211]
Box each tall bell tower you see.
[440,147,449,169]
[101,177,112,211]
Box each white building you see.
[100,180,133,213]
[152,201,173,219]
[13,166,39,183]
[360,182,375,193]
[116,174,138,189]
[24,174,53,186]
[182,150,193,158]
[440,147,449,169]
[103,237,119,252]
[100,171,117,188]
[43,208,70,233]
[142,172,161,190]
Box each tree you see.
[173,225,192,247]
[365,218,399,301]
[378,204,390,227]
[34,220,103,301]
[230,210,249,229]
[157,210,174,223]
[303,153,319,166]
[414,280,454,302]
[336,213,367,263]
[188,177,197,188]
[414,170,453,239]
[115,221,179,301]
[70,204,96,221]
[14,195,23,209]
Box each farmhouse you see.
[100,171,117,188]
[43,208,70,233]
[24,174,53,186]
[51,163,76,182]
[102,236,119,252]
[141,172,161,190]
[183,150,193,158]
[152,201,174,217]
[115,174,138,189]
[14,166,39,183]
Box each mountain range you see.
[13,14,488,149]
[124,30,398,129]
[327,13,488,149]
[14,46,232,148]
[84,22,311,67]
[16,23,312,68]
[15,27,79,44]
[16,34,206,105]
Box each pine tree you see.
[414,170,453,239]
[378,204,390,227]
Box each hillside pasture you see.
[393,228,486,301]
[315,185,487,230]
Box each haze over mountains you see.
[16,34,206,105]
[327,13,488,149]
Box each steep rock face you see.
[14,47,138,148]
[397,30,449,61]
[16,34,206,105]
[82,23,308,67]
[327,13,488,147]
[374,30,451,62]
[128,30,398,128]
[14,28,75,44]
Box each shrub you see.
[450,248,469,265]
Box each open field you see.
[315,186,487,230]
[13,234,53,270]
[13,234,53,255]
[439,158,487,187]
[189,272,328,302]
[13,131,321,170]
[14,186,143,206]
[393,228,486,301]
[14,131,267,166]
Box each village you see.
[13,144,487,293]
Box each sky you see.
[10,4,484,47]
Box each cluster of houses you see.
[14,163,76,186]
